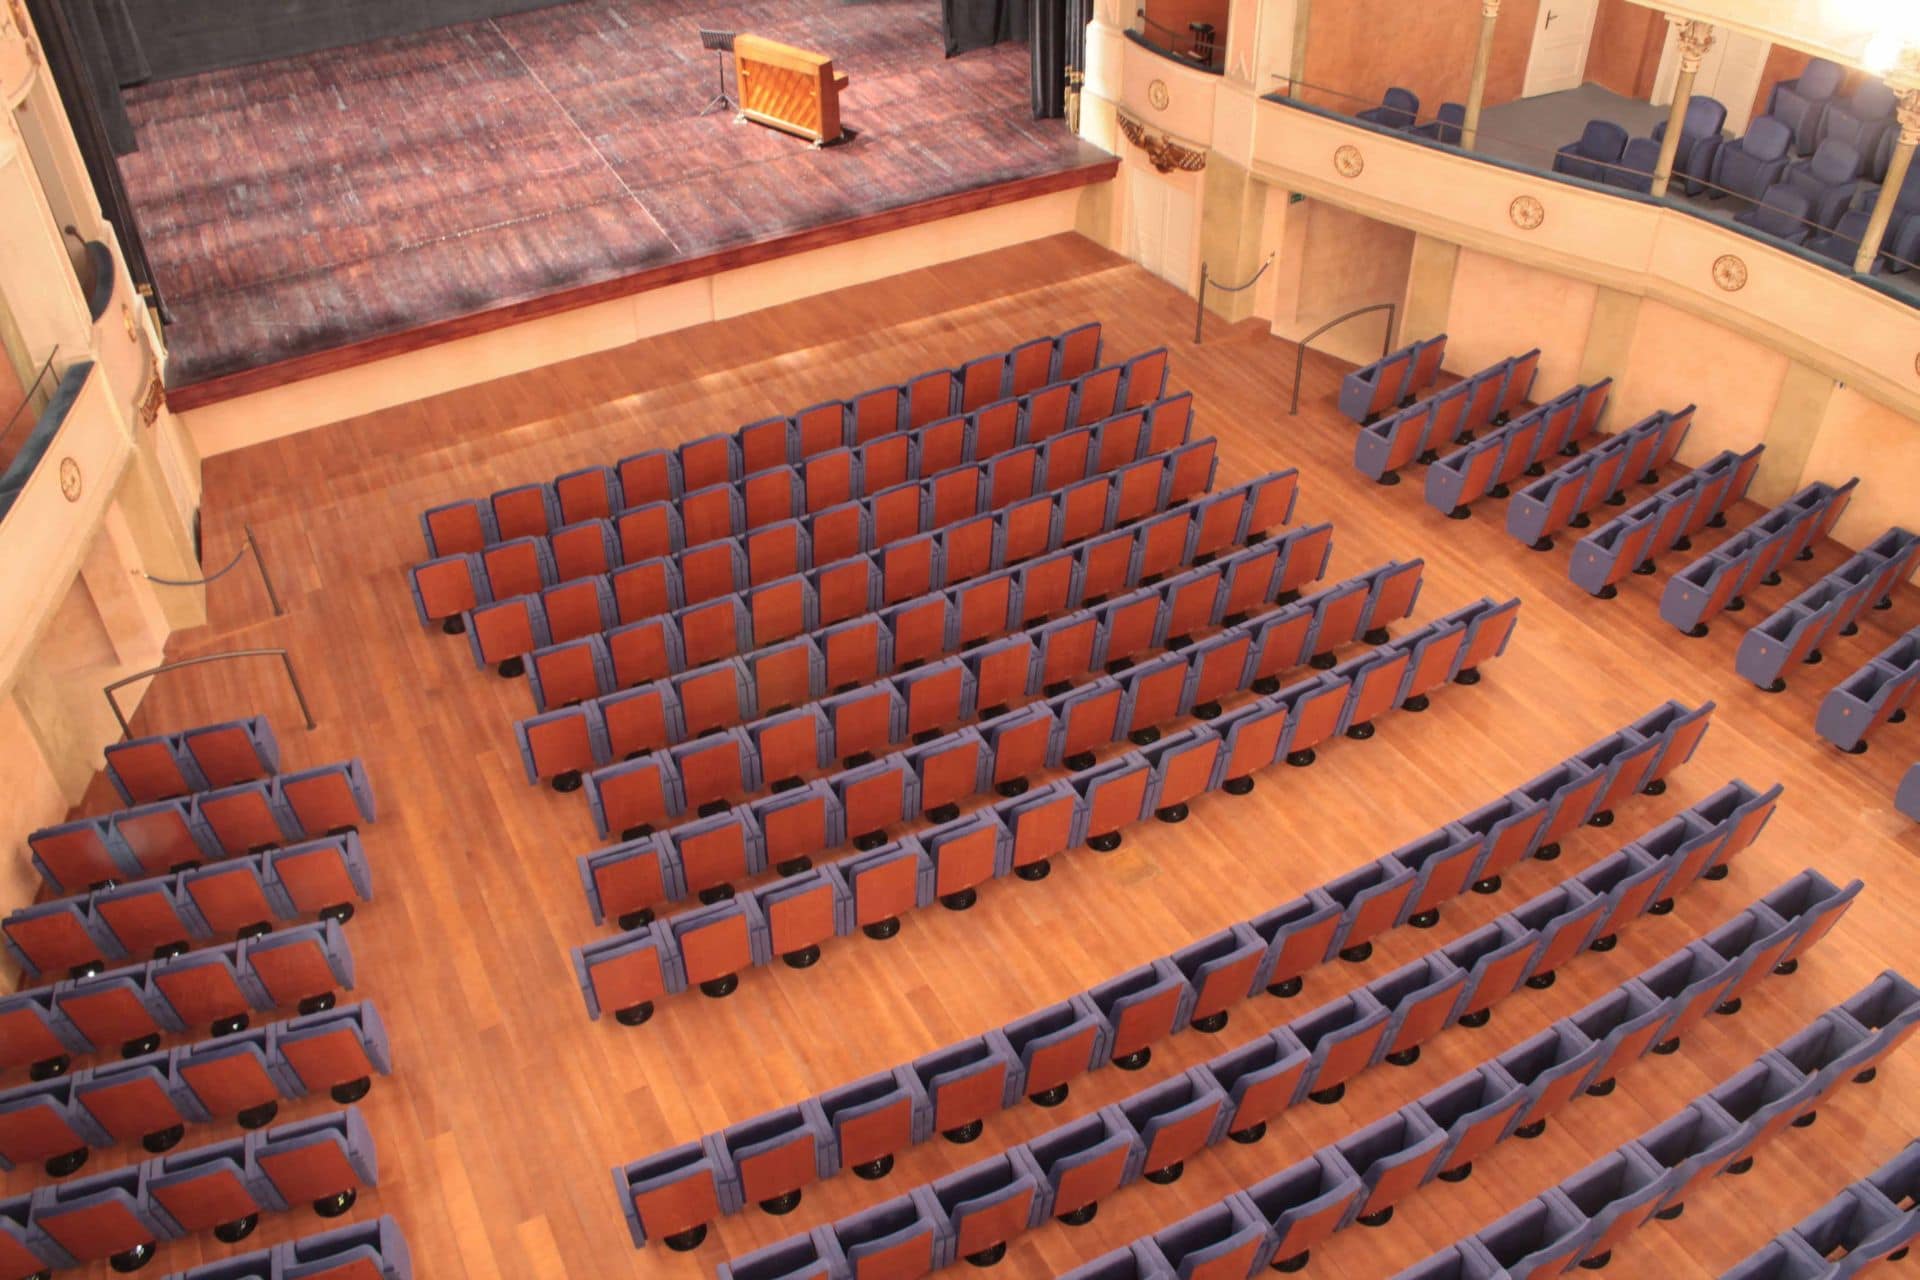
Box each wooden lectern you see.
[732,34,850,146]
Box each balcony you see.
[1248,91,1920,414]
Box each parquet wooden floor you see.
[40,232,1920,1278]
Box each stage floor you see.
[118,0,1097,391]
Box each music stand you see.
[698,29,736,116]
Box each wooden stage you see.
[47,234,1920,1277]
[117,0,1105,406]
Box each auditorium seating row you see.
[1736,528,1920,693]
[412,376,1191,630]
[527,513,1330,792]
[1660,479,1859,636]
[29,760,377,897]
[510,462,1293,719]
[1352,349,1546,484]
[566,526,1349,831]
[459,435,1224,675]
[418,324,1109,556]
[103,718,279,807]
[1568,446,1765,598]
[1722,1138,1920,1276]
[606,694,1703,1250]
[1818,627,1920,753]
[1399,972,1920,1280]
[1336,334,1448,426]
[1899,765,1920,822]
[159,1215,410,1280]
[575,559,1424,919]
[1423,380,1614,518]
[1062,880,1885,1280]
[0,920,352,1078]
[729,862,1847,1278]
[575,596,1520,1038]
[4,833,370,986]
[0,1002,390,1178]
[1505,406,1694,549]
[0,1108,375,1277]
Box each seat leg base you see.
[1087,832,1123,853]
[614,1002,654,1026]
[863,917,902,940]
[1229,1121,1267,1144]
[1142,1162,1183,1185]
[781,945,822,969]
[214,1215,259,1244]
[1437,1163,1471,1184]
[1014,859,1052,881]
[852,1155,894,1180]
[1057,1203,1098,1227]
[314,1189,358,1218]
[330,1077,373,1104]
[943,1119,985,1144]
[236,1102,279,1130]
[697,974,740,999]
[1113,1048,1152,1071]
[1191,1010,1229,1034]
[1223,776,1255,795]
[1029,1084,1069,1107]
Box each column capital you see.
[1481,0,1500,17]
[1898,87,1920,143]
[1665,17,1715,73]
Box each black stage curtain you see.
[1028,0,1088,118]
[23,0,167,317]
[941,0,1029,57]
[113,0,577,82]
[28,0,139,154]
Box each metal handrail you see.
[104,649,315,740]
[1287,302,1398,415]
[0,347,60,459]
[1193,255,1275,345]
[144,523,284,616]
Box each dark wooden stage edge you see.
[164,159,1117,414]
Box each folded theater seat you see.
[1422,380,1611,518]
[744,865,1860,1279]
[1659,478,1857,637]
[26,762,375,902]
[104,717,280,807]
[1567,446,1762,596]
[1396,969,1920,1277]
[611,699,1736,1259]
[1337,334,1447,426]
[1737,528,1920,693]
[464,409,1220,678]
[418,322,1108,559]
[2,834,369,996]
[1503,406,1691,551]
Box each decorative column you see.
[1855,82,1920,274]
[1651,19,1714,198]
[1461,0,1502,151]
[1288,0,1310,94]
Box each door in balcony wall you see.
[1654,25,1768,133]
[1127,165,1198,293]
[1523,0,1599,98]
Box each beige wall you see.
[1301,0,1541,118]
[1801,387,1920,553]
[1584,0,1664,100]
[1616,297,1790,466]
[1444,248,1597,394]
[1270,198,1414,363]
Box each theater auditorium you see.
[3,0,1920,1275]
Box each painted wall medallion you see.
[1333,144,1364,178]
[58,458,81,502]
[1509,195,1545,230]
[1147,78,1170,111]
[1711,254,1749,292]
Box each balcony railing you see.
[1127,13,1224,76]
[0,360,92,524]
[1260,81,1920,313]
